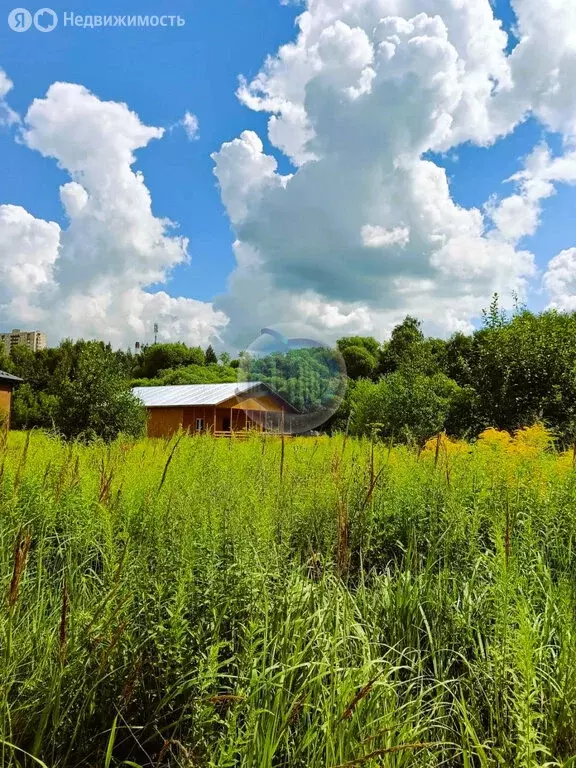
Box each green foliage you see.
[377,315,424,375]
[340,304,576,445]
[11,383,58,430]
[204,344,218,365]
[219,351,232,367]
[337,335,380,357]
[0,348,14,375]
[54,343,146,442]
[350,370,463,445]
[1,430,576,766]
[339,344,377,380]
[4,302,576,445]
[446,307,576,442]
[132,342,205,379]
[134,363,238,387]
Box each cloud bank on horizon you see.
[2,0,576,348]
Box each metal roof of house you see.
[133,381,296,409]
[0,370,22,384]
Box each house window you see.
[195,418,204,432]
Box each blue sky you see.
[0,0,301,302]
[1,0,576,347]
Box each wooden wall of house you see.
[147,407,184,438]
[146,391,293,438]
[182,406,250,433]
[0,385,12,429]
[183,406,214,433]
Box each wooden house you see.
[0,370,22,430]
[133,382,298,438]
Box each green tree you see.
[467,310,576,440]
[219,351,232,367]
[133,363,238,387]
[0,347,14,374]
[205,345,218,365]
[133,343,204,379]
[337,336,380,358]
[350,371,463,446]
[12,384,58,430]
[340,344,377,380]
[55,343,146,442]
[377,316,425,375]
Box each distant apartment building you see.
[0,329,47,356]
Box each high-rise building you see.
[0,329,47,356]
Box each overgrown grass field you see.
[1,427,576,767]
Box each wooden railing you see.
[212,430,290,439]
[213,430,252,439]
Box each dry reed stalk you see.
[280,433,285,481]
[359,724,399,745]
[307,551,323,581]
[331,743,442,767]
[287,694,306,727]
[41,460,52,489]
[434,432,442,468]
[157,432,184,495]
[120,653,143,708]
[337,672,383,724]
[331,450,340,477]
[278,694,307,735]
[205,694,247,705]
[155,738,192,767]
[97,619,128,675]
[99,457,114,505]
[359,467,385,514]
[68,455,81,492]
[8,529,32,608]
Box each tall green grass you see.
[1,428,576,767]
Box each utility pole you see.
[154,323,159,345]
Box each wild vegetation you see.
[3,300,576,445]
[2,426,576,767]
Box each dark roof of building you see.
[0,370,22,385]
[133,381,298,412]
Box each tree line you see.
[2,298,576,444]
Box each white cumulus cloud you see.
[0,80,227,347]
[489,143,576,243]
[362,225,410,248]
[0,67,19,125]
[544,249,576,312]
[181,111,200,140]
[211,0,576,346]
